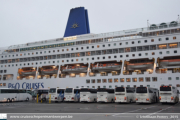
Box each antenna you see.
[177,15,180,23]
[147,20,150,27]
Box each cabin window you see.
[97,57,100,60]
[132,54,135,57]
[176,77,179,80]
[76,59,78,61]
[132,78,137,82]
[97,79,101,83]
[126,42,128,45]
[81,47,83,49]
[126,55,129,57]
[49,51,51,53]
[108,79,112,83]
[166,37,169,40]
[92,46,94,48]
[114,56,117,58]
[87,58,89,60]
[103,57,105,59]
[67,60,69,62]
[102,45,105,47]
[139,53,141,56]
[152,52,155,55]
[87,86,89,88]
[120,55,123,58]
[67,49,69,51]
[145,53,148,56]
[126,78,131,82]
[109,85,112,88]
[147,85,150,87]
[138,41,141,43]
[92,86,95,88]
[108,56,111,59]
[103,79,107,83]
[159,38,162,41]
[103,86,106,88]
[146,77,150,82]
[97,45,100,48]
[120,78,124,82]
[91,79,95,83]
[108,44,110,47]
[151,39,154,42]
[166,51,169,54]
[132,41,134,44]
[114,43,116,46]
[62,60,64,63]
[86,79,90,83]
[114,78,118,83]
[76,86,79,88]
[139,78,143,82]
[144,40,147,43]
[152,77,157,81]
[92,58,94,60]
[173,37,176,39]
[119,43,122,45]
[3,83,6,86]
[174,50,177,53]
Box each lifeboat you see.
[21,70,36,76]
[62,66,87,73]
[92,63,121,72]
[127,62,153,70]
[41,68,58,75]
[160,59,180,67]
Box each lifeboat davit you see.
[160,59,180,67]
[92,63,121,72]
[127,62,153,70]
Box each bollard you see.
[49,94,51,104]
[37,94,38,103]
[41,99,42,103]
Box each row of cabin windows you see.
[1,36,177,59]
[0,70,7,73]
[86,77,158,83]
[0,49,178,68]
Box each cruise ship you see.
[0,7,180,91]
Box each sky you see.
[0,0,180,47]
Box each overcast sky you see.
[0,0,180,47]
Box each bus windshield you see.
[80,88,90,92]
[38,90,48,94]
[115,87,125,92]
[136,87,147,93]
[97,88,107,92]
[49,88,56,93]
[65,88,73,93]
[160,87,171,91]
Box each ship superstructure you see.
[0,7,180,91]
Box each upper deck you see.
[0,21,180,54]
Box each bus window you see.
[80,88,89,92]
[49,88,56,93]
[57,89,64,94]
[160,87,171,91]
[65,88,72,93]
[136,87,147,93]
[116,87,125,92]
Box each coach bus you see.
[80,88,97,102]
[35,88,49,102]
[0,88,32,102]
[64,88,80,102]
[115,87,136,103]
[159,85,179,103]
[48,88,65,102]
[97,88,114,103]
[136,86,159,103]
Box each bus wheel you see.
[26,98,29,101]
[11,98,14,102]
[7,99,10,103]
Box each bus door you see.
[75,90,80,101]
[58,90,64,101]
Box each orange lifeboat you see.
[92,63,121,72]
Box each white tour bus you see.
[64,88,80,102]
[35,88,49,102]
[136,86,159,103]
[80,88,97,102]
[97,88,115,103]
[48,88,65,102]
[0,88,32,102]
[159,85,179,103]
[115,87,136,103]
